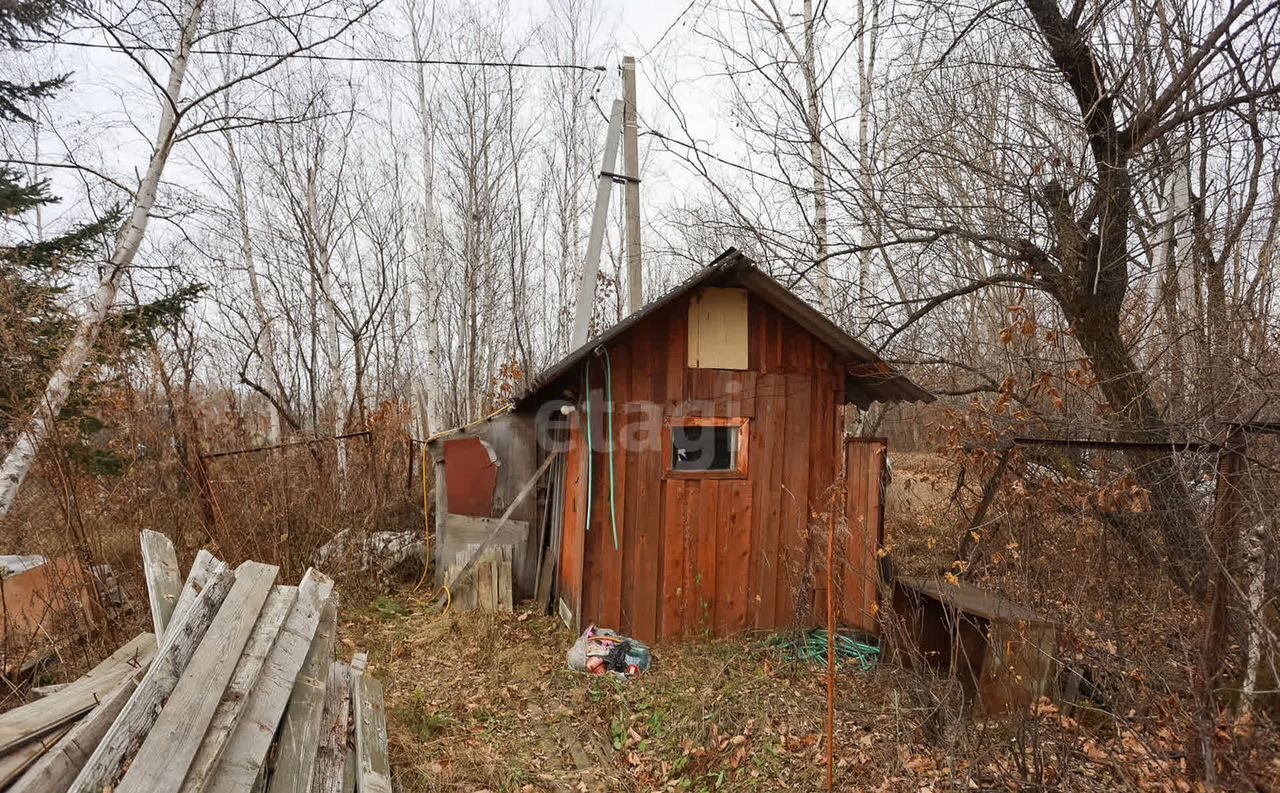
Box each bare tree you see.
[0,0,376,516]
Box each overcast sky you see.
[9,0,729,245]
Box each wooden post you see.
[825,446,840,792]
[570,100,624,350]
[622,55,643,315]
[140,530,182,637]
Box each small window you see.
[663,417,749,479]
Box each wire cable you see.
[641,0,708,60]
[17,38,607,71]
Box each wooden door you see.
[658,478,753,640]
[842,437,888,633]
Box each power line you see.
[641,0,709,60]
[18,38,606,72]
[642,126,814,192]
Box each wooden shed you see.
[429,249,932,642]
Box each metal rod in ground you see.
[826,506,836,791]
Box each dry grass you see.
[343,587,1280,793]
[3,435,1275,791]
[342,591,936,793]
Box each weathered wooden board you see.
[117,561,280,793]
[68,558,234,793]
[352,672,391,793]
[535,541,556,613]
[776,372,813,627]
[748,372,786,630]
[178,584,298,793]
[310,661,352,793]
[629,349,660,641]
[606,342,629,634]
[8,677,137,793]
[558,424,587,632]
[0,722,74,787]
[476,556,495,611]
[688,287,749,369]
[659,480,686,639]
[30,683,68,697]
[342,745,356,793]
[140,528,182,636]
[446,545,513,613]
[441,513,529,541]
[225,570,333,793]
[0,632,155,754]
[498,545,514,613]
[842,438,886,632]
[168,549,224,640]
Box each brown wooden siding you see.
[558,292,884,642]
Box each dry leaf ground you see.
[342,594,933,793]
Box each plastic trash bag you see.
[566,624,651,678]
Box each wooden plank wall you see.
[561,293,878,642]
[556,425,587,631]
[842,438,887,633]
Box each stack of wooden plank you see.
[444,543,514,612]
[0,531,392,792]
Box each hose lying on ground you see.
[769,629,881,671]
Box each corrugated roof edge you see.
[512,247,934,409]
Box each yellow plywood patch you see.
[688,287,748,369]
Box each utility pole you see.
[571,99,624,350]
[622,56,643,315]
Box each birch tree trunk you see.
[855,0,877,323]
[222,127,286,443]
[802,0,831,313]
[409,1,446,438]
[1239,519,1269,713]
[0,0,207,518]
[305,172,348,483]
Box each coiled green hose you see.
[770,630,881,671]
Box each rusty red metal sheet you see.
[443,437,498,517]
[0,556,99,647]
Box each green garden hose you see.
[601,347,619,551]
[769,630,881,671]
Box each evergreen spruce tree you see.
[0,0,200,470]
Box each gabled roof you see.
[516,248,933,409]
